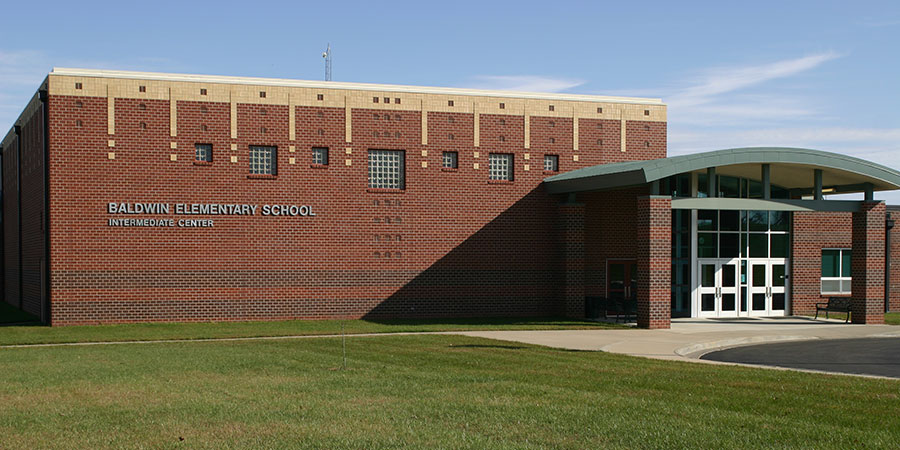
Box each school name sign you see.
[106,202,316,228]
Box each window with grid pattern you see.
[544,154,559,172]
[821,249,851,294]
[312,147,329,165]
[489,153,513,181]
[249,145,276,175]
[195,144,212,162]
[368,150,405,189]
[442,151,458,169]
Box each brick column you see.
[636,196,671,329]
[851,201,886,324]
[558,202,585,318]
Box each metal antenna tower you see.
[322,44,332,81]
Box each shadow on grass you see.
[363,317,617,328]
[0,302,40,326]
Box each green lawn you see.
[0,317,624,346]
[0,334,897,449]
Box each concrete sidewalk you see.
[454,317,900,361]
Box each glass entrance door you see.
[698,259,740,318]
[607,260,636,316]
[748,260,788,316]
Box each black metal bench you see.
[584,296,637,322]
[815,297,851,323]
[607,297,637,323]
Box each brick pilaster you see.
[851,201,886,324]
[636,196,671,329]
[558,202,585,318]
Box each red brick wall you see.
[790,211,852,315]
[890,209,900,312]
[581,187,647,298]
[2,95,47,319]
[45,93,666,325]
[3,133,20,309]
[636,196,671,329]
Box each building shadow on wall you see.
[362,186,567,321]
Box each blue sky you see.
[2,0,898,200]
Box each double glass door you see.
[747,260,787,316]
[699,259,739,317]
[698,259,787,317]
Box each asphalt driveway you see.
[701,337,900,378]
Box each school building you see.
[2,68,898,327]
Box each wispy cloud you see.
[669,52,841,107]
[462,75,585,93]
[0,48,186,132]
[858,19,900,27]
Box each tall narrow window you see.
[821,249,851,294]
[489,153,514,181]
[543,154,559,172]
[249,145,276,175]
[442,151,458,169]
[195,144,212,163]
[368,150,405,189]
[312,147,329,165]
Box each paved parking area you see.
[455,317,900,377]
[701,337,900,378]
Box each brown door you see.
[607,260,637,314]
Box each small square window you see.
[448,116,455,123]
[373,97,379,103]
[195,143,213,162]
[549,138,556,143]
[200,88,207,95]
[259,91,266,98]
[549,121,555,127]
[75,82,83,90]
[384,97,390,104]
[499,136,506,142]
[443,151,458,169]
[499,119,506,125]
[368,149,405,189]
[544,154,559,172]
[317,94,324,101]
[644,110,650,116]
[75,101,83,108]
[499,103,505,109]
[448,100,454,107]
[139,85,146,93]
[249,145,276,175]
[312,147,329,165]
[549,105,555,111]
[597,107,603,113]
[394,98,400,104]
[489,153,514,181]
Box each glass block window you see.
[821,249,851,294]
[195,143,212,162]
[442,151,458,169]
[368,150,405,189]
[489,153,514,181]
[543,154,559,172]
[312,147,329,165]
[249,145,276,175]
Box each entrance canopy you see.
[544,147,900,199]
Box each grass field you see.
[1,333,898,449]
[0,316,625,346]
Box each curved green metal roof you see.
[543,147,900,194]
